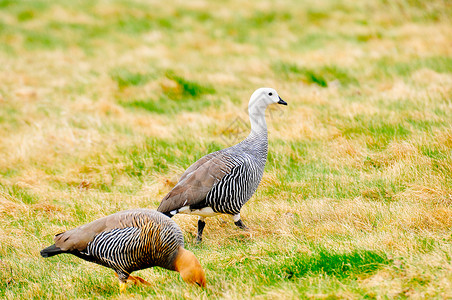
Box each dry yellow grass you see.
[0,0,451,298]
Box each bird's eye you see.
[196,282,201,287]
[269,92,273,96]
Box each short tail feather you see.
[40,244,63,258]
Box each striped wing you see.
[83,218,183,271]
[83,226,142,270]
[53,209,178,252]
[157,151,238,213]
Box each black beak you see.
[277,96,287,105]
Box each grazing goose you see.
[158,87,287,242]
[41,209,206,292]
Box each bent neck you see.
[173,247,206,286]
[174,247,200,273]
[173,247,190,272]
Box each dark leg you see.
[233,213,249,230]
[196,217,206,243]
[234,219,249,230]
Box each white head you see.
[248,87,287,112]
[248,87,287,132]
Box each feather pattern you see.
[41,209,184,280]
[156,87,286,241]
[157,130,268,216]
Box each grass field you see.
[1,0,451,298]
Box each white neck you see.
[248,104,267,133]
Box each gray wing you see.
[157,151,238,213]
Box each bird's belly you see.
[177,206,220,218]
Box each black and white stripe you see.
[206,131,268,215]
[78,210,184,280]
[157,87,286,241]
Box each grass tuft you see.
[164,71,215,99]
[119,72,216,114]
[276,249,391,279]
[274,62,358,87]
[16,10,35,22]
[110,68,153,88]
[377,56,452,78]
[0,184,38,205]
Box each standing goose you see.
[157,87,287,242]
[40,209,206,292]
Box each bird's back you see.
[44,209,184,272]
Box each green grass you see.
[122,96,217,114]
[0,0,451,298]
[110,68,153,88]
[164,72,216,99]
[117,137,223,177]
[377,56,452,78]
[119,72,217,114]
[226,248,391,282]
[273,62,359,87]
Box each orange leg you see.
[127,275,152,286]
[114,273,129,293]
[115,272,152,289]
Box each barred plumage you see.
[40,209,206,292]
[206,132,267,215]
[157,88,287,242]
